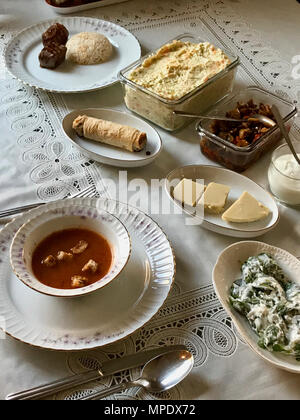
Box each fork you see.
[0,185,97,219]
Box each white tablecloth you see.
[0,0,300,400]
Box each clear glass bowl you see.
[196,86,297,172]
[119,33,239,131]
[268,141,300,206]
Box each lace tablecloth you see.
[0,0,300,400]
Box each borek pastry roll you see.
[72,115,147,152]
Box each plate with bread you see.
[165,165,279,238]
[4,16,140,93]
[62,108,162,167]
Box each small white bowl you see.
[10,202,131,298]
[268,142,300,207]
[213,241,300,373]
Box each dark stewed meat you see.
[39,42,67,69]
[42,23,69,46]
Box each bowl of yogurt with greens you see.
[213,241,300,373]
[230,253,300,360]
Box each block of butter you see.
[222,191,270,223]
[201,182,230,214]
[173,178,206,207]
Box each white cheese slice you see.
[201,182,230,214]
[222,191,270,223]
[173,178,205,207]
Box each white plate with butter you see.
[165,165,279,238]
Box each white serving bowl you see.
[213,241,300,373]
[10,202,131,298]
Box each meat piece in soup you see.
[82,259,98,274]
[71,240,88,254]
[43,255,56,267]
[57,251,73,262]
[71,275,88,288]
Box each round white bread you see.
[66,32,113,65]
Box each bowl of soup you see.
[10,203,131,298]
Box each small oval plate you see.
[213,241,300,373]
[62,108,162,168]
[165,164,279,238]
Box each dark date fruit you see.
[39,43,67,69]
[42,23,69,46]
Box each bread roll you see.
[72,115,147,152]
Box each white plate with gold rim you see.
[213,241,300,373]
[0,198,175,351]
[165,165,279,238]
[4,17,141,93]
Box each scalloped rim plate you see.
[213,241,300,373]
[0,198,175,351]
[4,17,141,93]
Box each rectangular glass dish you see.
[119,34,240,131]
[196,86,297,172]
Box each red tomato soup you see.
[32,228,113,289]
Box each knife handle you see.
[5,370,102,400]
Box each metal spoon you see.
[173,110,276,128]
[80,349,194,400]
[271,104,300,165]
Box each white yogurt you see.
[268,153,300,205]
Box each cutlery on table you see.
[81,348,194,400]
[271,104,300,165]
[173,110,276,127]
[0,185,96,220]
[5,345,188,400]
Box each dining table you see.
[0,0,300,401]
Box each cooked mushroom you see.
[238,128,251,140]
[227,107,240,119]
[209,99,275,148]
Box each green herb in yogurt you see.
[230,253,300,359]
